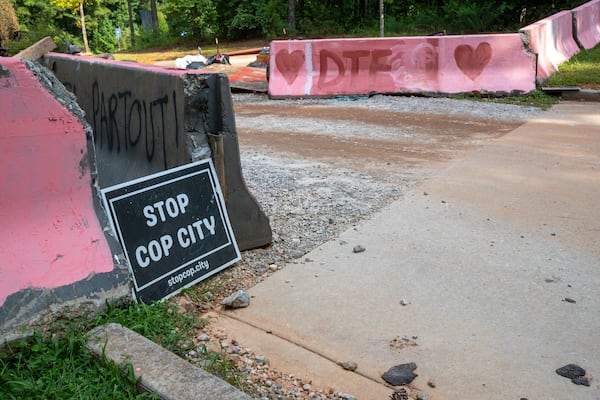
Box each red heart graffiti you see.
[275,49,305,85]
[454,42,492,81]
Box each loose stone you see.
[382,362,418,385]
[352,245,366,253]
[556,363,586,379]
[417,391,430,400]
[390,388,409,400]
[197,333,209,341]
[220,290,250,308]
[337,360,358,371]
[255,355,270,365]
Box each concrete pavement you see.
[215,102,600,400]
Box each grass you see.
[0,328,155,400]
[451,90,561,110]
[0,301,245,399]
[544,43,600,89]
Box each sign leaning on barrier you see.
[101,159,241,303]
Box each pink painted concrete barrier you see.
[268,34,536,97]
[0,57,114,308]
[520,10,580,81]
[572,0,600,50]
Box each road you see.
[234,96,522,180]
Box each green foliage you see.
[486,90,559,109]
[10,0,598,55]
[52,0,89,13]
[161,0,216,40]
[407,0,516,34]
[216,0,286,40]
[131,9,174,49]
[448,88,560,109]
[545,44,600,89]
[197,343,245,387]
[94,300,203,356]
[0,325,156,399]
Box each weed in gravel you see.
[197,343,246,388]
[485,90,560,109]
[452,89,559,109]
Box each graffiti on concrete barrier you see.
[275,49,305,85]
[270,35,536,96]
[91,81,180,169]
[454,42,492,80]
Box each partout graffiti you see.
[91,82,181,169]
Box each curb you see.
[86,323,252,400]
[541,86,600,101]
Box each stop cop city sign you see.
[101,159,241,303]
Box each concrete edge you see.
[561,89,600,102]
[86,323,252,400]
[210,312,399,399]
[541,87,600,102]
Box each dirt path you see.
[234,101,522,178]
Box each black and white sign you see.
[101,159,240,303]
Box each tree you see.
[0,0,20,47]
[127,0,135,46]
[288,0,295,33]
[379,0,384,37]
[150,0,158,30]
[52,0,91,52]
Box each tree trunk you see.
[127,0,135,46]
[379,0,384,37]
[150,0,158,31]
[288,0,296,33]
[79,2,90,53]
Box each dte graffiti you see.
[272,38,502,96]
[276,40,445,90]
[91,82,180,169]
[317,49,393,88]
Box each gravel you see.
[232,93,542,121]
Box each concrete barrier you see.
[0,57,129,342]
[42,54,271,251]
[268,34,536,97]
[520,10,580,81]
[572,0,600,50]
